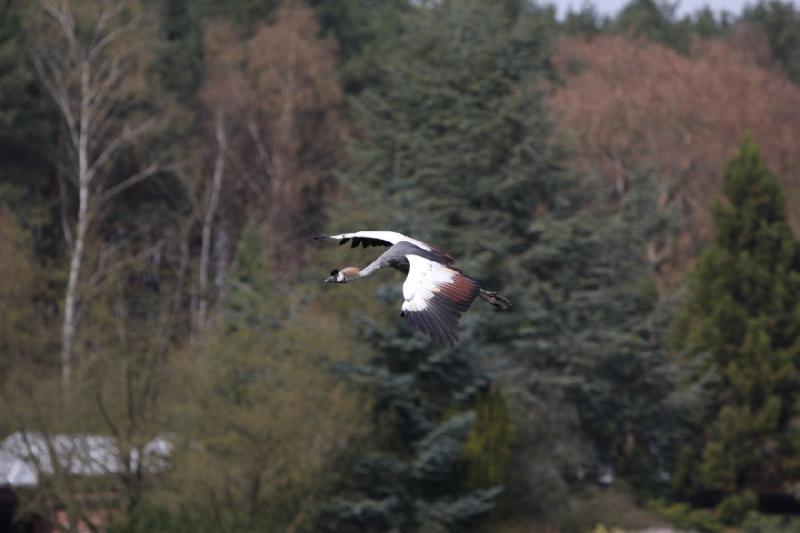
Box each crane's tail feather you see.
[479,289,511,310]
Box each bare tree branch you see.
[87,118,160,183]
[97,162,161,205]
[31,52,79,149]
[88,3,127,60]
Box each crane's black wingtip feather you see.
[403,307,459,348]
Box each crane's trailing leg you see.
[479,289,511,310]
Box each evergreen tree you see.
[744,0,800,84]
[614,0,691,53]
[320,0,683,526]
[316,1,551,529]
[309,0,410,94]
[0,0,58,253]
[506,173,685,511]
[347,0,560,282]
[673,137,800,522]
[562,3,605,37]
[154,0,204,98]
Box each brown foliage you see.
[199,0,344,268]
[551,33,800,286]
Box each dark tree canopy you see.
[673,137,800,522]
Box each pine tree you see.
[673,137,800,522]
[744,0,800,84]
[613,0,691,53]
[0,0,57,245]
[508,173,685,505]
[155,0,204,98]
[308,0,410,94]
[320,1,683,526]
[316,1,550,529]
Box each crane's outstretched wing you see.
[401,254,479,347]
[317,230,454,264]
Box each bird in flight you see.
[315,230,510,347]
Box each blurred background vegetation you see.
[2,0,800,531]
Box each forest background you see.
[3,0,800,531]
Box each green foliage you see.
[153,0,204,97]
[0,0,52,168]
[744,0,800,83]
[590,525,625,533]
[9,0,800,529]
[741,511,800,532]
[552,486,669,532]
[335,0,682,525]
[511,173,683,497]
[107,505,216,533]
[315,3,552,527]
[611,0,732,53]
[651,497,800,532]
[0,0,57,251]
[459,390,512,491]
[347,0,564,288]
[167,224,365,532]
[309,0,410,94]
[195,0,279,30]
[562,4,605,36]
[648,499,724,532]
[673,137,800,507]
[0,212,42,378]
[647,499,800,533]
[717,489,757,525]
[614,0,691,52]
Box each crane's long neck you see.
[358,258,384,279]
[337,257,385,283]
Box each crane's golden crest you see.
[340,267,361,280]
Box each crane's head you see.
[324,267,360,283]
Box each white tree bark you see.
[60,61,91,396]
[32,0,160,397]
[194,111,227,334]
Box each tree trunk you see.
[61,61,91,398]
[194,111,226,334]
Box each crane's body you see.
[318,230,510,347]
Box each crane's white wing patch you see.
[326,230,454,264]
[401,254,479,346]
[331,230,430,249]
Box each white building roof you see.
[0,431,171,488]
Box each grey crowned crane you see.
[316,230,511,347]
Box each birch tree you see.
[27,0,162,396]
[196,3,343,273]
[189,21,239,336]
[192,110,227,334]
[245,0,343,249]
